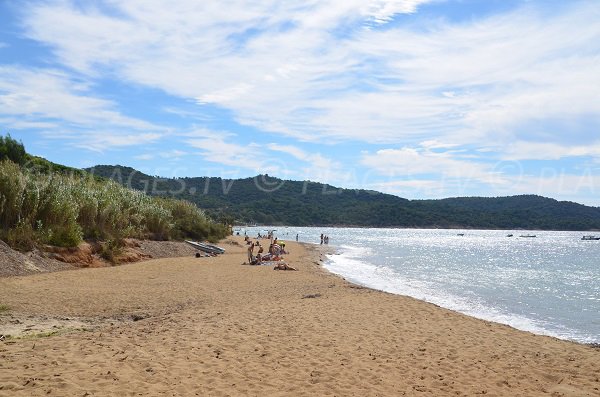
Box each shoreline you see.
[319,243,598,347]
[317,242,599,349]
[236,225,600,232]
[1,236,598,395]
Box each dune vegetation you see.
[0,135,229,252]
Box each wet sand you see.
[0,237,598,396]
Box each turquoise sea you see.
[242,227,599,344]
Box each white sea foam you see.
[325,244,595,343]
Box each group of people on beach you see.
[320,233,330,244]
[244,234,297,270]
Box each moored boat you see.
[581,235,600,241]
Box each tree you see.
[0,134,27,165]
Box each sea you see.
[240,226,599,344]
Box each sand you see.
[0,236,598,396]
[0,239,202,278]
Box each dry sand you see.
[0,237,598,396]
[0,239,202,278]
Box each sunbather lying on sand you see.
[273,263,297,271]
[261,253,282,262]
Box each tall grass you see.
[0,160,228,249]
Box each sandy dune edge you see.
[0,239,202,278]
[0,237,598,396]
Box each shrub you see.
[100,238,123,262]
[0,158,227,249]
[0,160,26,228]
[0,134,26,165]
[6,221,36,251]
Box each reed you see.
[0,160,228,249]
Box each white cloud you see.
[160,149,188,159]
[368,171,600,206]
[267,142,345,183]
[349,5,600,144]
[499,172,600,207]
[135,150,187,161]
[0,66,168,152]
[182,138,345,182]
[0,118,58,130]
[361,146,495,180]
[368,0,435,21]
[501,141,600,161]
[14,0,600,164]
[178,128,289,172]
[267,143,310,160]
[14,1,457,144]
[419,140,460,150]
[179,128,235,140]
[134,153,154,160]
[361,142,600,204]
[187,136,266,170]
[41,131,164,152]
[373,179,442,189]
[361,153,600,204]
[197,83,254,105]
[0,67,157,130]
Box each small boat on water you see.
[581,235,600,241]
[506,234,513,237]
[457,233,464,236]
[185,240,226,254]
[519,234,537,238]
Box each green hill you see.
[0,133,87,176]
[87,165,600,231]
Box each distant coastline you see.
[89,165,600,231]
[235,224,600,232]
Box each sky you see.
[1,0,599,205]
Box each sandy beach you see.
[0,237,598,396]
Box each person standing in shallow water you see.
[320,233,324,244]
[296,234,298,242]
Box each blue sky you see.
[1,0,599,205]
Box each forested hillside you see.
[87,165,600,230]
